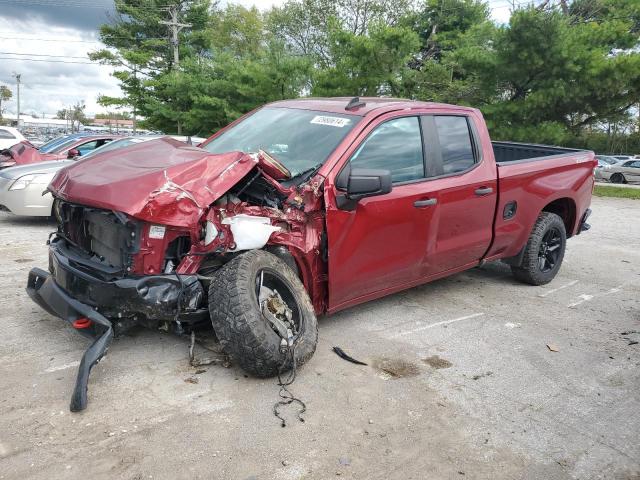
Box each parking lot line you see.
[538,279,579,297]
[391,312,485,337]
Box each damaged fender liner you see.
[27,268,113,412]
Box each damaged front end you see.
[27,137,327,410]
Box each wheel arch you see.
[541,197,576,237]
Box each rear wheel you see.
[208,250,317,377]
[610,173,626,184]
[511,212,566,286]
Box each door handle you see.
[475,186,493,196]
[414,198,437,208]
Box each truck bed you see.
[492,141,582,164]
[486,142,595,262]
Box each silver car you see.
[0,135,205,217]
[597,159,640,184]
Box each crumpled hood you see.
[1,142,58,167]
[49,137,258,227]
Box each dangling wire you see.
[273,344,306,427]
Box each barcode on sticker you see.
[310,115,351,128]
[149,225,166,239]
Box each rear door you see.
[325,114,437,309]
[419,114,497,275]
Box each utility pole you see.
[132,68,138,134]
[12,72,21,126]
[160,6,191,70]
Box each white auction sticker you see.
[310,115,351,128]
[149,225,166,239]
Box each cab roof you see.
[267,97,476,117]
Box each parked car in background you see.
[37,132,95,154]
[596,159,640,184]
[0,136,202,217]
[0,134,120,169]
[0,126,26,150]
[595,155,619,168]
[610,155,634,162]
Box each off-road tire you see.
[610,173,626,184]
[208,250,318,377]
[511,212,567,286]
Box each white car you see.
[596,159,640,184]
[0,135,205,217]
[0,126,26,150]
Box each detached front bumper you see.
[27,268,114,412]
[26,241,208,411]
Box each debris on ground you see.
[188,331,230,367]
[332,346,368,366]
[273,344,306,428]
[547,344,560,352]
[184,377,199,384]
[620,331,639,346]
[423,355,453,369]
[338,457,351,466]
[374,358,420,378]
[471,371,493,380]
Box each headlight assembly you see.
[9,173,51,191]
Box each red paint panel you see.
[487,152,596,259]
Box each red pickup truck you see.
[27,97,595,410]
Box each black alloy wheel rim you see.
[538,227,562,273]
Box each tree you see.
[141,4,311,135]
[312,21,420,96]
[89,0,213,132]
[396,0,495,104]
[460,3,640,143]
[0,85,12,118]
[56,102,88,132]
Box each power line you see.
[0,51,91,59]
[0,35,103,44]
[0,0,173,9]
[0,57,101,65]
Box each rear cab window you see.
[433,116,476,174]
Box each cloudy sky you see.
[0,0,511,118]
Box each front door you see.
[326,115,437,310]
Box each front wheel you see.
[511,212,567,286]
[208,250,318,377]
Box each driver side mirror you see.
[335,163,392,211]
[67,148,81,159]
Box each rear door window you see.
[350,116,424,183]
[433,116,476,175]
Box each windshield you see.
[597,156,617,165]
[80,138,138,160]
[201,107,359,176]
[48,137,84,154]
[39,135,73,153]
